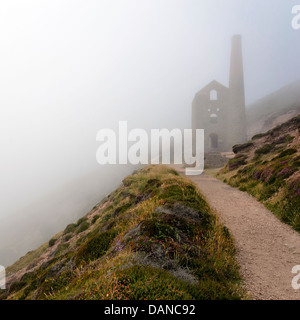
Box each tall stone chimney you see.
[228,35,247,145]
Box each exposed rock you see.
[155,203,204,222]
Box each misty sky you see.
[0,1,299,263]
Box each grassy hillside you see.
[1,165,245,300]
[218,115,300,231]
[246,80,300,138]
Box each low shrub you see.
[9,280,27,293]
[75,229,117,264]
[92,215,100,224]
[54,243,70,257]
[63,234,72,242]
[255,144,274,156]
[63,223,77,235]
[48,238,57,247]
[228,155,247,171]
[252,132,268,140]
[76,217,88,227]
[276,148,297,159]
[76,221,90,234]
[141,218,176,240]
[232,142,253,154]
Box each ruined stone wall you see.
[192,81,230,152]
[191,35,247,154]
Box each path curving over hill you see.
[179,170,300,300]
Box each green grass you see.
[75,229,117,265]
[6,243,48,275]
[76,221,90,234]
[218,126,299,232]
[3,165,246,301]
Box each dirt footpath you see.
[183,171,300,300]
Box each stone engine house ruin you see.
[192,35,247,153]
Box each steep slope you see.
[0,165,136,268]
[218,115,300,231]
[0,165,245,300]
[246,80,300,138]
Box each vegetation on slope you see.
[218,115,300,231]
[1,165,244,300]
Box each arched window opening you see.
[210,113,217,124]
[210,90,217,100]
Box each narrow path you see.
[180,169,300,300]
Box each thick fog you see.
[0,0,299,266]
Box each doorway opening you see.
[210,133,218,149]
